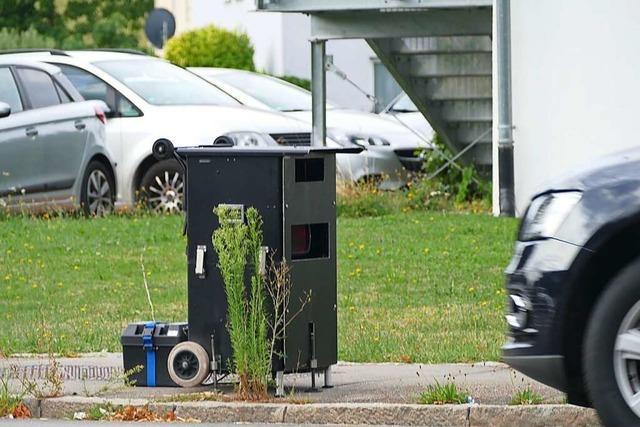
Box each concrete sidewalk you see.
[2,352,561,405]
[1,353,599,426]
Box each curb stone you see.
[22,396,600,426]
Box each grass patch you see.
[418,381,470,405]
[0,376,28,418]
[510,387,544,405]
[0,210,517,362]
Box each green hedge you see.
[164,25,255,70]
[0,27,55,50]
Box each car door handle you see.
[25,127,38,137]
[74,120,86,130]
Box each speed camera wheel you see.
[584,259,640,426]
[139,159,184,213]
[167,341,210,387]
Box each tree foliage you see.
[0,0,154,50]
[0,27,56,50]
[164,25,255,70]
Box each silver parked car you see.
[189,68,430,190]
[0,59,114,215]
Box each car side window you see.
[15,67,61,109]
[54,82,73,103]
[56,64,140,118]
[0,67,23,113]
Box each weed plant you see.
[509,386,544,405]
[418,380,470,405]
[212,206,269,400]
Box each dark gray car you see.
[0,60,115,215]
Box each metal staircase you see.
[256,0,493,167]
[369,34,492,166]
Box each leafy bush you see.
[0,27,55,50]
[164,25,255,70]
[422,134,491,204]
[277,75,311,91]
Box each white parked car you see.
[0,59,113,216]
[2,50,321,212]
[190,68,434,189]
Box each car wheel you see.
[80,161,115,217]
[139,160,184,214]
[584,259,640,426]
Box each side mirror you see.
[0,102,11,119]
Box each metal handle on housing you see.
[195,245,206,278]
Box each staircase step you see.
[394,35,492,54]
[413,75,492,100]
[404,51,492,77]
[447,121,493,144]
[438,99,492,122]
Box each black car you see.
[503,147,640,426]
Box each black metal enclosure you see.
[180,145,354,378]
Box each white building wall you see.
[189,0,286,76]
[500,0,640,215]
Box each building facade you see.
[498,0,640,214]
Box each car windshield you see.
[215,71,318,112]
[390,94,418,113]
[94,59,240,107]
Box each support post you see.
[496,0,515,216]
[275,371,285,397]
[311,39,327,147]
[323,365,334,388]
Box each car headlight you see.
[327,129,390,149]
[224,132,276,147]
[519,191,582,241]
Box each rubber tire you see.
[167,341,210,388]
[584,259,640,426]
[138,159,183,211]
[80,160,115,217]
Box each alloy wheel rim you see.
[86,170,113,216]
[614,299,640,417]
[147,171,183,213]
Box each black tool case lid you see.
[120,322,188,347]
[175,145,363,159]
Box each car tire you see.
[139,159,184,213]
[584,259,640,427]
[80,160,115,217]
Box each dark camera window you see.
[16,68,60,109]
[295,158,324,182]
[291,223,329,260]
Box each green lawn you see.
[0,211,517,362]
